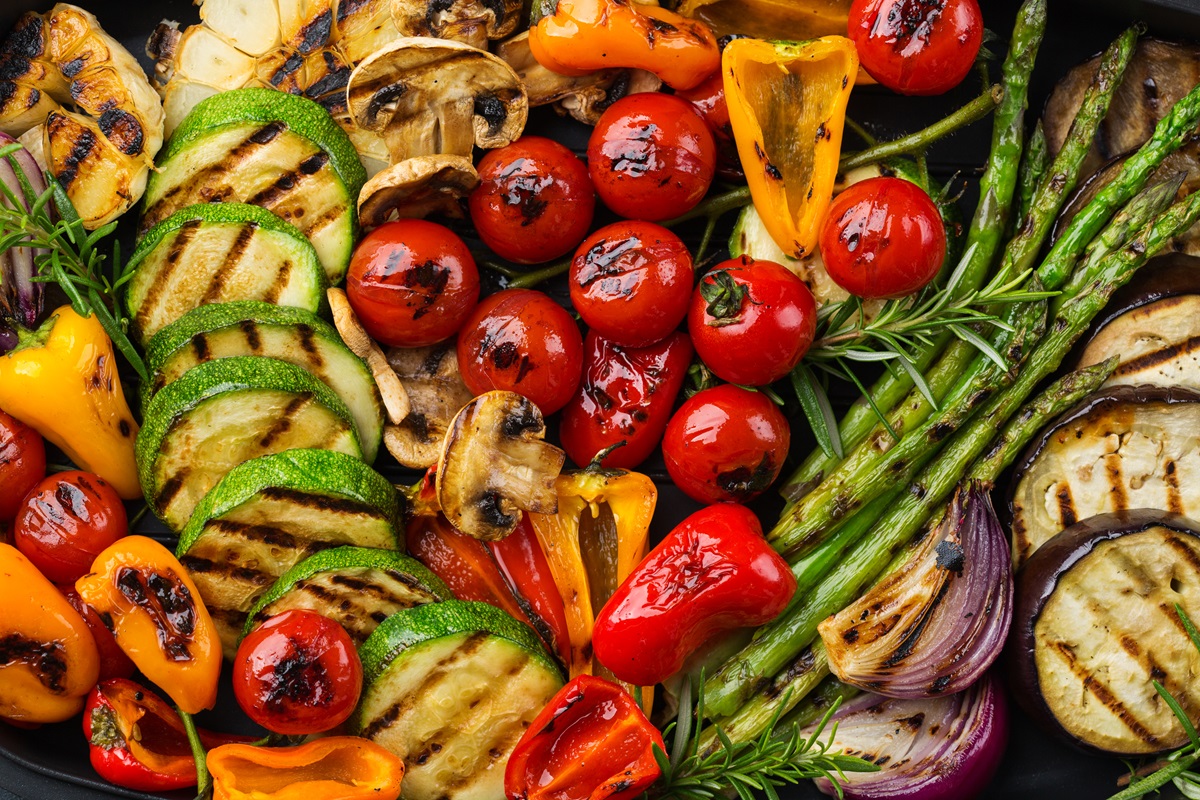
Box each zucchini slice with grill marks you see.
[125,203,326,342]
[144,301,383,461]
[177,449,399,656]
[138,356,362,531]
[244,546,449,644]
[356,600,563,800]
[141,87,366,283]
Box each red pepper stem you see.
[177,708,211,799]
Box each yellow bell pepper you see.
[0,306,140,498]
[723,36,858,260]
[679,0,850,43]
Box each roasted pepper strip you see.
[207,737,405,800]
[530,0,719,91]
[678,0,850,44]
[84,678,251,792]
[0,542,99,723]
[723,37,858,260]
[76,536,220,714]
[488,515,573,669]
[0,306,139,498]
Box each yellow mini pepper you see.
[0,305,140,498]
[208,738,405,800]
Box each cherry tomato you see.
[457,289,584,415]
[848,0,984,96]
[819,176,946,299]
[61,587,136,682]
[662,385,791,505]
[675,69,742,180]
[569,221,693,348]
[346,219,480,347]
[469,136,596,265]
[0,409,45,522]
[13,471,127,585]
[587,93,716,222]
[233,610,362,736]
[688,256,817,386]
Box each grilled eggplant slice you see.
[1010,510,1200,755]
[1009,386,1200,568]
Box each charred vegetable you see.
[383,343,474,469]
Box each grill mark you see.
[201,223,258,303]
[443,656,534,790]
[155,468,189,512]
[1164,534,1200,580]
[1105,453,1128,511]
[1115,334,1200,377]
[296,324,323,367]
[191,332,211,363]
[1048,641,1161,745]
[239,319,262,352]
[205,518,303,549]
[178,555,274,587]
[258,486,382,517]
[1165,460,1184,515]
[246,153,327,208]
[137,219,203,329]
[1056,482,1077,528]
[263,260,294,304]
[53,122,98,189]
[258,394,311,448]
[300,201,345,239]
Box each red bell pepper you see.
[592,504,796,686]
[83,678,251,792]
[488,515,573,669]
[505,675,664,800]
[560,330,693,470]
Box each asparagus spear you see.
[1014,123,1049,231]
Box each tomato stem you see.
[177,708,211,799]
[844,116,878,148]
[662,186,753,228]
[484,257,573,289]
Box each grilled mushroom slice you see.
[391,0,522,50]
[326,287,410,425]
[436,391,564,541]
[1011,510,1200,755]
[384,342,475,469]
[357,155,480,227]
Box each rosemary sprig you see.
[652,676,877,800]
[0,143,147,381]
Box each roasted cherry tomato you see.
[0,408,45,522]
[819,176,947,299]
[346,219,481,347]
[560,330,694,470]
[688,256,817,386]
[663,385,791,505]
[469,136,596,265]
[457,289,584,415]
[62,587,136,683]
[13,471,127,585]
[587,93,716,222]
[848,0,984,96]
[569,222,693,348]
[233,610,362,736]
[676,69,741,180]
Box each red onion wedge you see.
[0,130,48,345]
[810,673,1009,800]
[818,480,1013,698]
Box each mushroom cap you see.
[390,0,522,50]
[384,342,475,469]
[357,154,479,228]
[436,391,564,541]
[346,36,527,160]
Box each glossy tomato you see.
[688,256,817,386]
[62,587,136,682]
[676,69,742,180]
[346,219,480,347]
[819,176,946,299]
[13,471,127,584]
[457,289,583,415]
[587,93,716,221]
[0,409,45,522]
[662,385,791,504]
[848,0,984,96]
[469,136,595,264]
[233,610,362,736]
[569,221,693,348]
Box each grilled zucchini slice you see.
[138,356,362,531]
[177,449,399,655]
[144,301,383,461]
[244,547,449,644]
[356,601,563,800]
[141,88,366,283]
[125,203,326,341]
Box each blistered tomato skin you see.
[346,219,481,347]
[587,93,717,222]
[663,385,791,505]
[848,0,984,96]
[0,409,45,521]
[688,256,818,387]
[569,222,693,348]
[469,137,596,265]
[819,176,947,299]
[234,610,362,736]
[14,471,127,585]
[457,289,584,415]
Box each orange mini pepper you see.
[76,536,220,714]
[530,0,719,91]
[207,737,405,800]
[0,542,99,723]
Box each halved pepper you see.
[678,0,851,45]
[207,737,405,800]
[723,37,858,260]
[0,542,99,723]
[76,536,221,714]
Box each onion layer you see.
[818,480,1013,698]
[0,130,48,349]
[811,673,1009,800]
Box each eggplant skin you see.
[1009,509,1200,755]
[1079,254,1200,340]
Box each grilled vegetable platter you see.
[2,0,1200,798]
